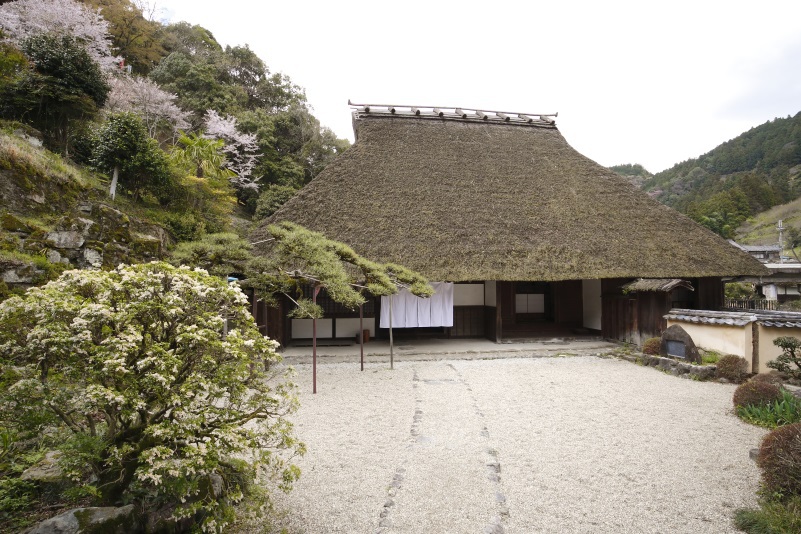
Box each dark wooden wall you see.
[498,281,515,326]
[484,306,499,342]
[602,277,724,345]
[553,280,583,326]
[452,306,485,337]
[695,277,724,310]
[257,296,287,349]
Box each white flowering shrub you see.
[0,262,302,531]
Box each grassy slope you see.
[736,197,801,244]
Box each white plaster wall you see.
[756,325,801,374]
[454,283,484,306]
[292,318,333,339]
[666,320,753,372]
[582,279,602,331]
[335,318,376,339]
[484,281,497,307]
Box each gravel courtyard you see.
[270,355,766,533]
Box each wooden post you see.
[359,302,364,371]
[312,285,320,394]
[389,294,394,370]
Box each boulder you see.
[46,230,85,250]
[1,213,35,233]
[20,451,63,483]
[25,505,140,534]
[659,324,701,364]
[82,248,103,267]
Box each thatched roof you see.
[253,107,767,282]
[622,279,694,293]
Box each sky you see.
[155,0,801,174]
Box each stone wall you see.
[1,204,169,290]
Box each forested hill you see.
[608,163,653,189]
[637,112,801,238]
[0,0,352,298]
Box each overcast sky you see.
[155,0,801,174]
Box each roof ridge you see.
[348,100,558,128]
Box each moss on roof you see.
[253,114,768,281]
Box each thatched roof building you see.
[253,105,764,282]
[252,104,767,346]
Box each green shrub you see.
[641,337,661,355]
[757,422,801,496]
[726,281,758,299]
[0,477,37,529]
[734,381,784,409]
[701,350,721,365]
[734,495,801,533]
[737,389,801,429]
[768,337,801,381]
[716,355,750,383]
[161,211,204,242]
[255,184,299,220]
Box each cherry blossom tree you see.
[0,0,120,70]
[105,74,191,139]
[204,109,260,191]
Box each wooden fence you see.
[723,298,778,311]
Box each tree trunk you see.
[109,166,119,199]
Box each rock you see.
[718,377,731,384]
[82,248,103,267]
[749,448,759,461]
[1,213,35,233]
[131,236,161,258]
[25,505,139,534]
[210,473,224,499]
[21,451,63,483]
[2,264,37,284]
[15,128,43,148]
[46,230,85,250]
[46,249,62,264]
[144,503,194,534]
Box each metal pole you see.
[389,294,394,370]
[312,285,320,394]
[359,303,364,371]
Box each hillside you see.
[638,112,801,238]
[0,125,174,297]
[736,197,801,244]
[608,163,653,189]
[0,0,350,297]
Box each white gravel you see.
[268,355,766,533]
